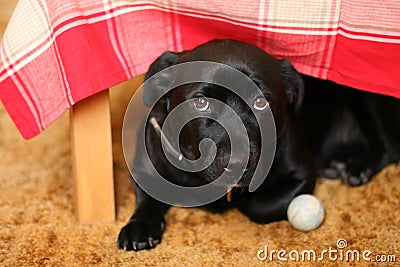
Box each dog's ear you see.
[279,60,304,110]
[143,51,180,107]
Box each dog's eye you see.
[194,97,210,112]
[253,96,269,111]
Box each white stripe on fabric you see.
[103,0,133,78]
[171,0,183,52]
[9,72,45,132]
[256,0,266,47]
[38,0,74,106]
[338,30,400,44]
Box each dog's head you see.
[143,39,303,188]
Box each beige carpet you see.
[0,2,399,266]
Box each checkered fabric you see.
[1,0,399,139]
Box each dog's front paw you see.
[340,168,373,187]
[117,218,165,251]
[320,161,373,186]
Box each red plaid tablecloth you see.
[1,0,399,139]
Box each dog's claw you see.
[135,242,149,251]
[319,168,339,179]
[147,237,160,248]
[346,176,361,186]
[148,237,154,248]
[340,168,373,187]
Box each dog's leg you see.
[338,93,400,186]
[238,176,315,224]
[117,181,170,251]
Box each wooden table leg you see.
[70,90,115,223]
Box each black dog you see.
[117,39,400,251]
[301,76,400,186]
[117,39,316,251]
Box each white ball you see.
[287,194,324,232]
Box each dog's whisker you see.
[224,167,232,172]
[223,167,249,173]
